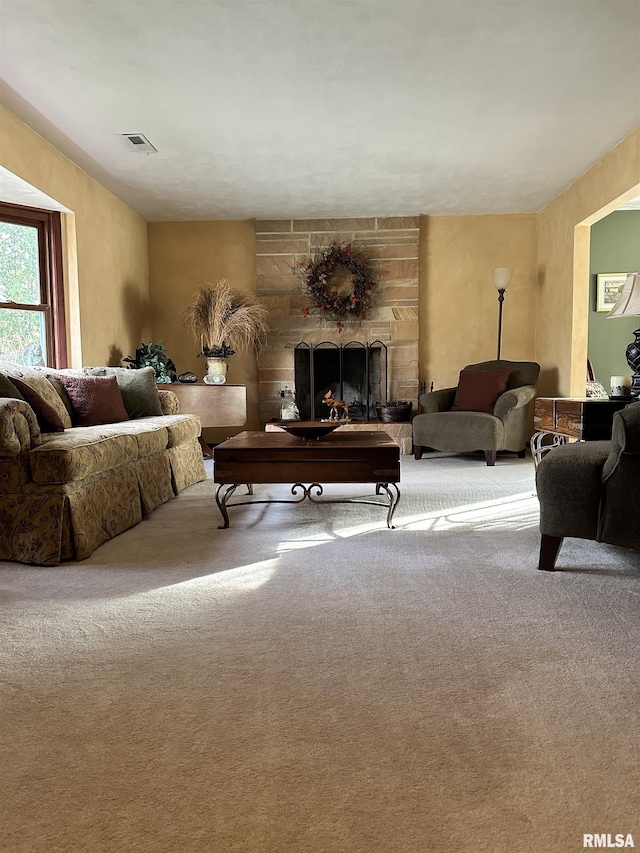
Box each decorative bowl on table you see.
[279,420,348,440]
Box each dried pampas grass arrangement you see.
[183,279,269,359]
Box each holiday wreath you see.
[297,242,378,330]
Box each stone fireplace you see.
[256,217,420,424]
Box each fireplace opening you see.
[294,341,387,421]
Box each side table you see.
[169,383,247,457]
[531,397,629,466]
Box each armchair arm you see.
[419,387,456,414]
[598,403,640,550]
[536,441,610,540]
[493,385,537,422]
[0,398,41,455]
[602,401,640,479]
[158,389,179,415]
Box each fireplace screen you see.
[294,341,387,421]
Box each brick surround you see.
[256,217,420,424]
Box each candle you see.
[610,376,631,397]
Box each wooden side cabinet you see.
[169,383,247,456]
[531,396,629,465]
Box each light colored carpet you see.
[1,453,639,853]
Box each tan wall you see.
[4,98,636,407]
[420,214,538,390]
[536,126,640,397]
[147,221,257,442]
[0,105,150,367]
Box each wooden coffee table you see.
[213,430,401,529]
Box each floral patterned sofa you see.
[0,365,206,566]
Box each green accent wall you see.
[588,210,640,387]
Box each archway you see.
[571,182,640,397]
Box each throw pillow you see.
[43,376,76,419]
[85,366,162,418]
[9,376,67,432]
[3,368,73,429]
[0,373,26,401]
[39,368,87,420]
[451,368,511,414]
[58,375,129,427]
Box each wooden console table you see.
[531,396,629,466]
[169,383,247,457]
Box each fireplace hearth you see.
[294,341,387,421]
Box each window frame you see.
[0,201,67,368]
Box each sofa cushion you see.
[27,415,184,485]
[30,430,140,485]
[40,371,84,420]
[93,414,199,451]
[452,368,511,414]
[414,411,505,451]
[3,365,71,429]
[85,367,162,418]
[9,376,68,432]
[91,419,170,458]
[58,374,129,427]
[0,373,26,401]
[163,414,202,448]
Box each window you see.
[0,202,67,367]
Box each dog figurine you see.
[323,391,350,420]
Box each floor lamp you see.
[493,267,512,359]
[607,271,640,399]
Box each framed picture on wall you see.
[596,273,627,312]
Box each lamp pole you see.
[492,267,512,360]
[496,289,506,360]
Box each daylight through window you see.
[0,202,66,367]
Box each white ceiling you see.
[0,166,71,212]
[1,1,639,222]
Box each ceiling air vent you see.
[122,133,157,154]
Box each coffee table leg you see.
[376,482,401,528]
[216,483,239,529]
[292,483,324,500]
[216,481,400,529]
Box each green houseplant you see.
[123,340,177,383]
[183,279,269,382]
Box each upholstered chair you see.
[413,360,541,466]
[536,401,640,570]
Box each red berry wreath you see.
[297,242,378,331]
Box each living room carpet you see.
[1,453,639,853]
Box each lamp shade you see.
[492,267,512,291]
[607,272,640,317]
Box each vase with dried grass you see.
[183,279,269,383]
